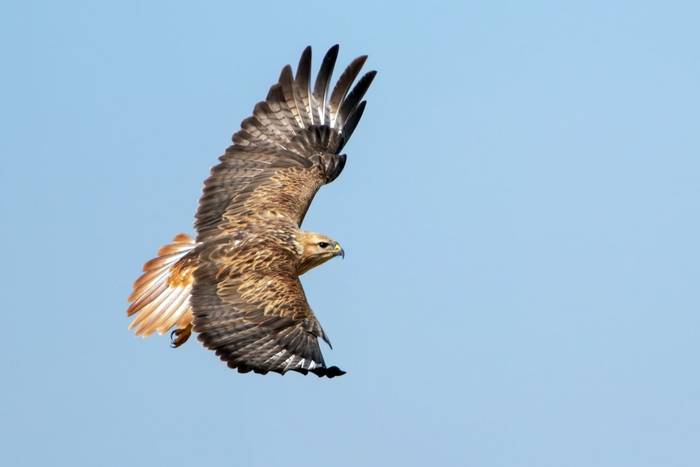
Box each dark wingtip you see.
[328,54,368,123]
[295,46,312,82]
[338,70,376,126]
[312,45,341,126]
[321,45,340,71]
[337,101,367,153]
[310,366,346,378]
[279,64,294,83]
[325,366,346,378]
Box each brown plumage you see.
[127,45,376,377]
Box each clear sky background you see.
[2,1,699,466]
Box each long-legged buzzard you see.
[126,45,376,378]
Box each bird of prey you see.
[126,45,376,378]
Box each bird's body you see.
[126,45,375,377]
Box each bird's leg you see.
[170,323,192,348]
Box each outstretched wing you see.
[191,46,375,377]
[192,235,344,377]
[195,45,376,241]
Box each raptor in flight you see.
[126,45,376,378]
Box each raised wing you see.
[195,45,376,241]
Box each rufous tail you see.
[127,233,197,347]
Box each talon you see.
[170,324,192,348]
[169,330,179,348]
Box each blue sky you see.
[2,1,699,466]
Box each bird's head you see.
[297,231,344,275]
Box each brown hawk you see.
[126,45,376,378]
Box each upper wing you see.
[195,45,376,241]
[191,233,344,377]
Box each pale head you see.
[297,231,345,275]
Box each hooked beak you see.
[334,242,345,259]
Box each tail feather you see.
[127,233,197,341]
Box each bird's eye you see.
[318,242,330,249]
